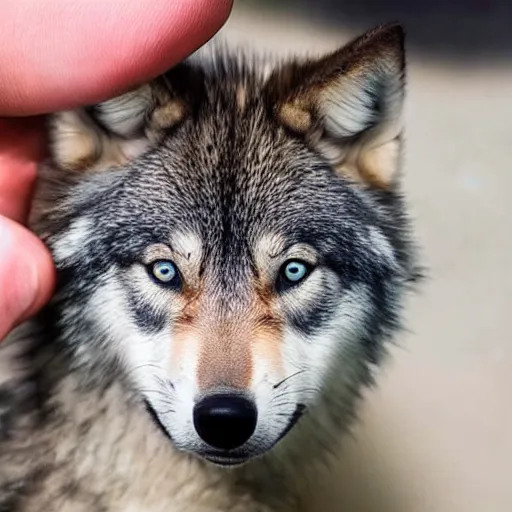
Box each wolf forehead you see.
[49,148,375,270]
[36,24,409,269]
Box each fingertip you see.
[0,216,55,339]
[21,225,56,319]
[0,0,234,115]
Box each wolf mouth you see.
[201,453,250,467]
[145,398,307,466]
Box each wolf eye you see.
[283,261,308,282]
[278,260,312,290]
[150,260,179,286]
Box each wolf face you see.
[32,24,418,467]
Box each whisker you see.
[158,407,176,415]
[271,387,319,402]
[272,369,306,390]
[129,363,163,372]
[138,389,168,395]
[269,400,298,409]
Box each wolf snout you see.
[193,392,257,450]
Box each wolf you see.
[0,23,420,511]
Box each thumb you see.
[0,216,55,340]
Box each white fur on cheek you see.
[280,285,372,408]
[87,272,170,391]
[247,280,372,445]
[166,331,201,447]
[250,341,293,443]
[52,217,94,263]
[368,226,397,266]
[86,269,201,447]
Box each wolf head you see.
[32,24,418,466]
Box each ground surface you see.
[221,4,512,510]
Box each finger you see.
[0,216,55,340]
[0,0,233,115]
[0,118,46,223]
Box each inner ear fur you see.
[49,64,203,173]
[267,23,406,189]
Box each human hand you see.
[0,0,232,340]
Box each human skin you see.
[0,0,233,339]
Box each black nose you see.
[193,393,257,450]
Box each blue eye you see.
[151,260,178,285]
[282,260,310,284]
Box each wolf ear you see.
[50,64,203,172]
[267,24,405,189]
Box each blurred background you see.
[220,1,512,511]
